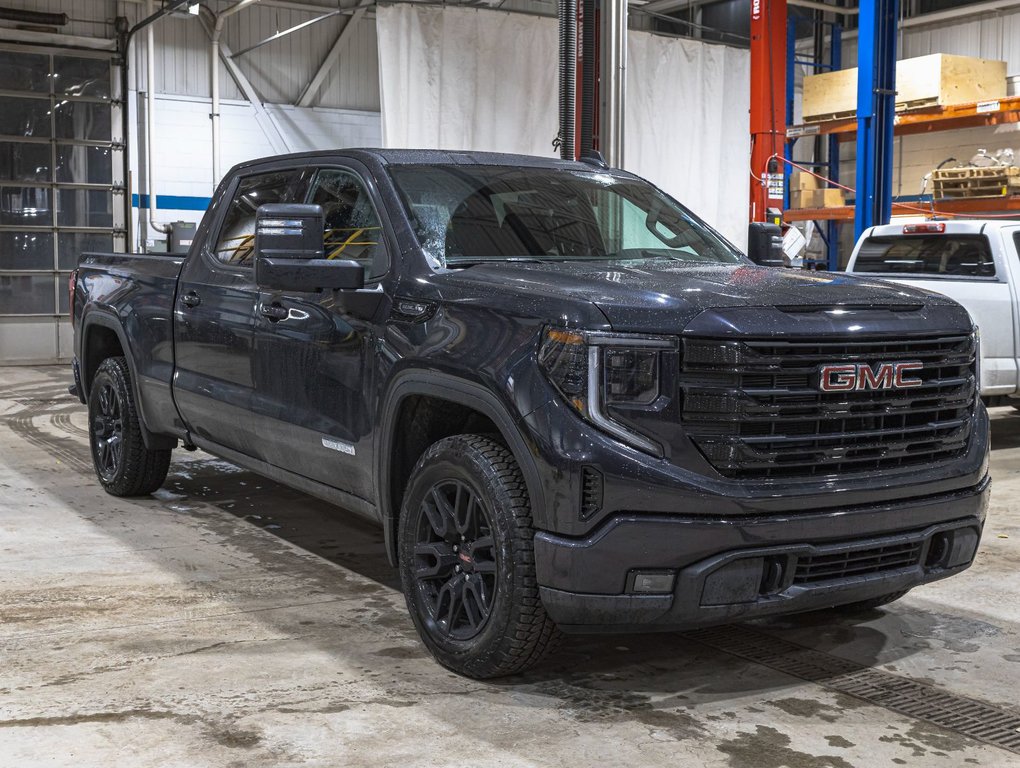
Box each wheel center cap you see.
[458,550,473,571]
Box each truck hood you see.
[441,261,953,332]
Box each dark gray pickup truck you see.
[71,149,990,678]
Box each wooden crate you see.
[803,54,1007,123]
[932,166,1020,199]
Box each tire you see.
[398,434,559,678]
[88,356,171,497]
[839,589,911,613]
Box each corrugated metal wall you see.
[0,1,381,110]
[124,1,382,111]
[841,7,1020,74]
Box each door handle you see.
[181,291,201,308]
[260,302,288,321]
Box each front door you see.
[173,167,307,457]
[252,165,389,502]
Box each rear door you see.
[173,167,308,456]
[251,164,390,501]
[850,225,1015,395]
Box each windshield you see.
[388,164,743,268]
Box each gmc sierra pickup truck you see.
[847,220,1020,400]
[71,150,990,678]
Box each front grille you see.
[794,541,924,585]
[681,334,976,480]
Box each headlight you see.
[538,327,675,455]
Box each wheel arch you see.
[377,371,546,567]
[80,310,175,451]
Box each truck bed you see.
[74,251,187,439]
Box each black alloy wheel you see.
[398,434,560,678]
[92,380,124,482]
[412,478,498,641]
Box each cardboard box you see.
[792,171,819,191]
[803,54,1007,122]
[790,188,845,209]
[819,188,845,208]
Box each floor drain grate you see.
[684,625,1020,754]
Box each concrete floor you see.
[1,366,1019,768]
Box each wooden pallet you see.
[932,166,1020,199]
[803,100,945,124]
[803,54,1006,124]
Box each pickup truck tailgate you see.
[847,225,1016,396]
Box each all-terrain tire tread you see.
[90,356,171,497]
[399,434,561,678]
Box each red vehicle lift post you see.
[749,0,788,223]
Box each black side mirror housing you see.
[747,222,785,267]
[254,203,366,292]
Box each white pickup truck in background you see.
[847,220,1020,400]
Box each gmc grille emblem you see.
[818,362,924,392]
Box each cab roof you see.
[228,148,622,176]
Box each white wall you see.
[626,32,750,248]
[377,4,751,249]
[136,94,381,248]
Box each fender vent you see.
[580,466,603,520]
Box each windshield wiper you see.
[446,257,558,268]
[633,250,714,264]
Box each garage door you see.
[0,44,125,364]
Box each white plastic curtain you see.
[376,4,750,248]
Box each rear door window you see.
[214,169,307,267]
[854,234,995,277]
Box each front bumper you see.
[534,477,989,632]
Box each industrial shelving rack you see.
[785,95,1020,226]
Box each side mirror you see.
[747,222,785,267]
[254,203,365,292]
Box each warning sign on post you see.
[765,173,785,201]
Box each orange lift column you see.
[749,0,787,223]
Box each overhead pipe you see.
[210,0,262,188]
[117,0,191,250]
[145,1,169,235]
[557,0,577,160]
[599,0,627,167]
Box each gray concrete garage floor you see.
[2,366,1019,768]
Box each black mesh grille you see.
[794,541,924,585]
[681,334,977,480]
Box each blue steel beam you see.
[785,16,796,212]
[855,0,899,240]
[827,23,841,269]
